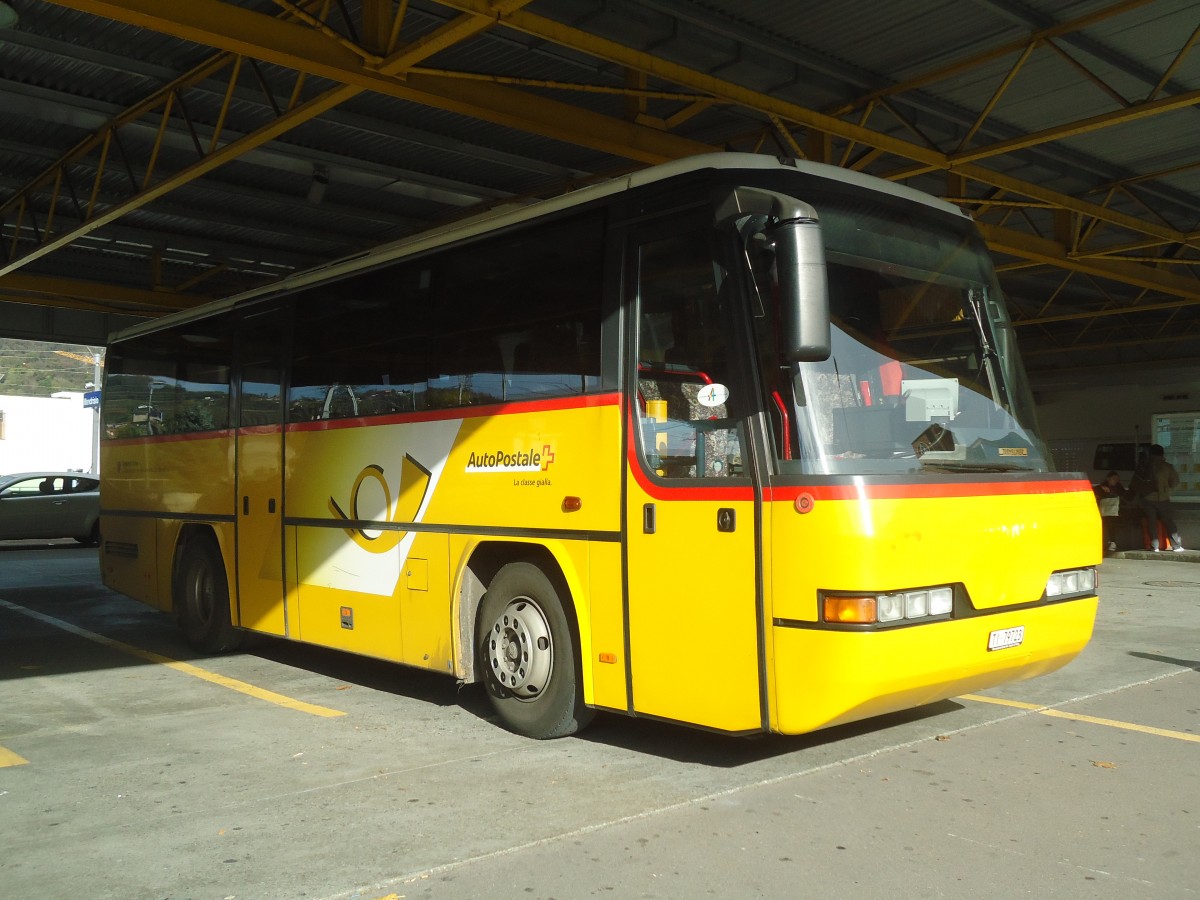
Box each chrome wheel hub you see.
[487,597,553,699]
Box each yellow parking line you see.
[0,745,30,767]
[0,599,345,718]
[960,693,1200,743]
[960,694,1043,711]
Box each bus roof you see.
[108,152,970,343]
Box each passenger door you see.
[234,305,289,635]
[623,218,765,733]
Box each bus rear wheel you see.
[176,535,243,653]
[477,562,593,739]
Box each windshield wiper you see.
[966,287,1009,409]
[918,461,1033,473]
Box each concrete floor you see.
[0,542,1197,900]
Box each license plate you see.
[988,625,1025,651]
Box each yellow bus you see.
[100,153,1099,739]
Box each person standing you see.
[1143,444,1183,551]
[1093,470,1125,554]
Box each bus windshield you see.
[749,190,1050,475]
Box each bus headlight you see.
[877,594,904,622]
[929,586,954,615]
[1045,567,1097,599]
[825,585,954,625]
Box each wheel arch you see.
[453,539,590,687]
[80,507,101,544]
[171,523,231,616]
[170,520,244,653]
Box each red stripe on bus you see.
[624,406,755,502]
[622,398,1089,503]
[766,479,1091,502]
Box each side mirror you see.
[714,186,830,362]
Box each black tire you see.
[75,521,100,546]
[477,562,594,739]
[175,535,243,653]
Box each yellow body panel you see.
[763,483,1100,734]
[425,404,622,530]
[101,434,236,613]
[101,433,234,517]
[276,402,620,673]
[236,429,286,635]
[768,486,1101,623]
[99,513,162,609]
[102,398,1100,739]
[625,479,762,732]
[585,540,627,710]
[290,523,405,661]
[771,597,1097,734]
[399,535,454,672]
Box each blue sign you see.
[83,390,101,409]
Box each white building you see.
[0,392,97,475]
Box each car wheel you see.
[75,521,100,546]
[477,562,594,739]
[176,535,243,653]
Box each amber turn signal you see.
[823,595,877,624]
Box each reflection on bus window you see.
[287,213,605,422]
[102,319,232,438]
[748,193,1049,475]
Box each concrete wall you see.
[1035,378,1198,447]
[1034,365,1200,501]
[0,393,96,475]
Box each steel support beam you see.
[14,0,704,283]
[0,272,199,313]
[44,0,709,162]
[978,222,1200,301]
[436,0,1198,251]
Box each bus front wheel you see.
[176,536,243,653]
[477,562,593,739]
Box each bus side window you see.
[103,321,231,438]
[431,332,505,409]
[509,322,593,399]
[431,213,604,407]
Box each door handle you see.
[242,496,249,515]
[643,503,656,534]
[717,508,736,532]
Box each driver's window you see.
[635,230,744,479]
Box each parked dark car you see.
[0,471,100,544]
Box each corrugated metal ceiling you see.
[0,0,1198,381]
